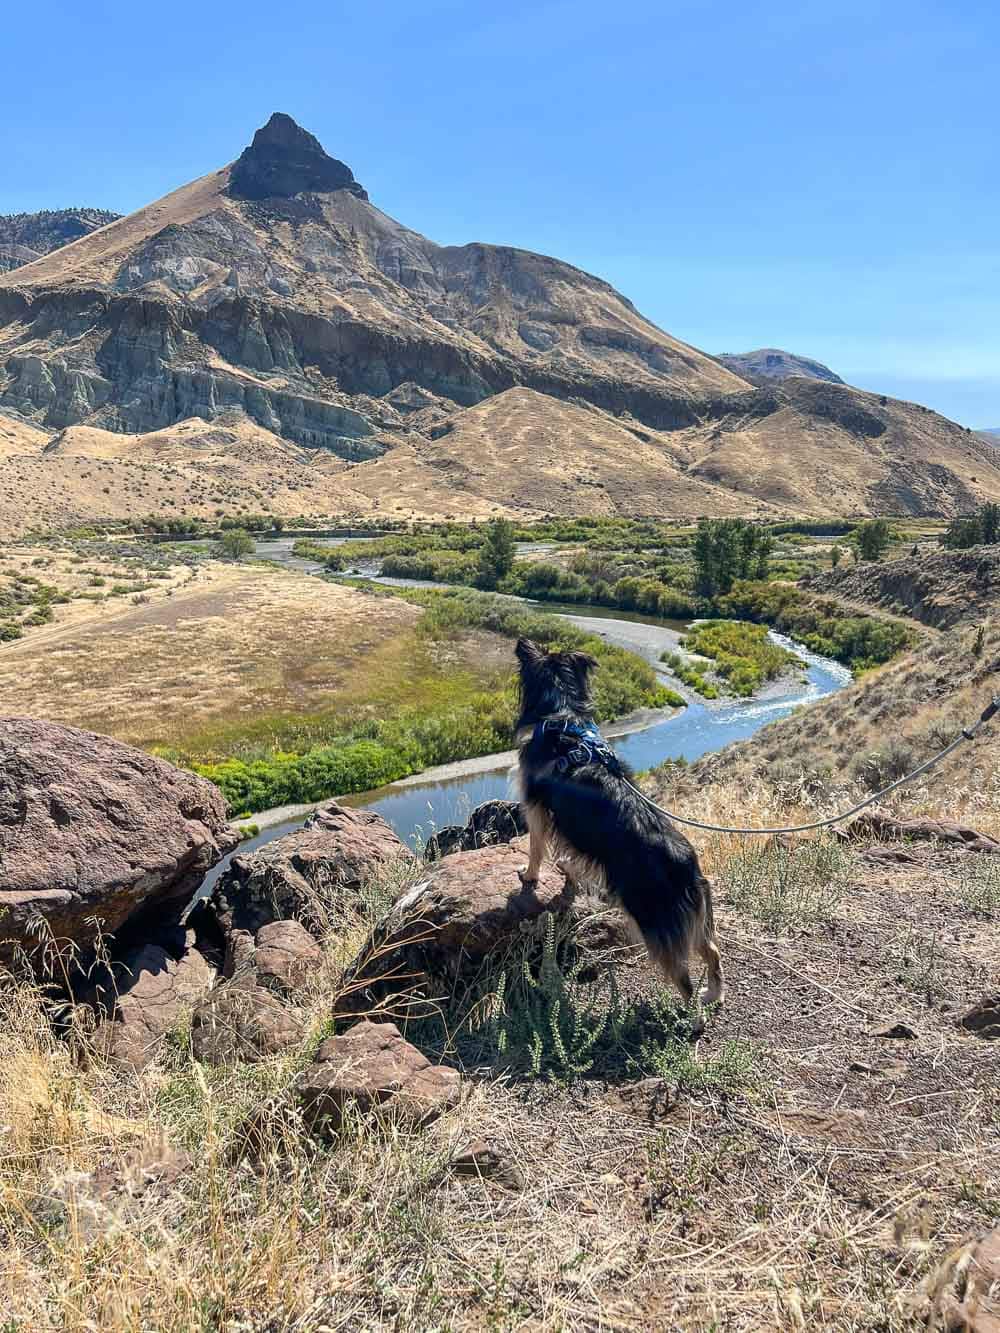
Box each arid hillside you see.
[0,208,121,275]
[803,543,999,629]
[716,346,844,384]
[2,114,999,528]
[654,549,1000,833]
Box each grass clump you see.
[720,836,847,930]
[957,856,1000,915]
[452,912,762,1095]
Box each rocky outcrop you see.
[229,113,368,202]
[716,348,844,385]
[295,1020,461,1135]
[343,839,575,1016]
[88,929,216,1070]
[209,801,413,937]
[804,546,1000,629]
[253,920,322,996]
[0,717,238,972]
[425,800,527,860]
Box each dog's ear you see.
[568,651,599,679]
[515,637,543,666]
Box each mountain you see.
[977,428,1000,444]
[716,348,844,385]
[2,112,1000,532]
[0,208,121,275]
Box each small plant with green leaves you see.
[721,836,847,930]
[957,855,1000,915]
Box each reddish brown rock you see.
[843,812,1000,855]
[0,717,238,971]
[296,1020,460,1134]
[343,840,573,1016]
[254,919,322,995]
[190,984,303,1065]
[90,931,216,1070]
[210,800,413,936]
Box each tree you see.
[831,544,842,568]
[852,519,892,562]
[217,527,254,560]
[271,515,285,534]
[693,519,772,598]
[475,519,516,589]
[980,503,1000,544]
[943,514,983,550]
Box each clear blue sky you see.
[3,0,998,425]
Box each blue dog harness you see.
[532,717,622,777]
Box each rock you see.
[210,800,412,937]
[254,919,322,996]
[343,840,573,1016]
[190,984,303,1065]
[871,1021,919,1039]
[961,995,1000,1039]
[940,1227,1000,1332]
[89,930,216,1070]
[843,813,1000,855]
[229,113,368,202]
[425,800,527,861]
[448,1139,523,1189]
[0,718,238,972]
[296,1020,460,1135]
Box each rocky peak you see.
[228,112,368,202]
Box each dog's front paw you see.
[517,866,539,886]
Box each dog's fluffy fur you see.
[515,637,724,1012]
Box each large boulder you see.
[89,930,216,1070]
[296,1020,461,1134]
[343,839,575,1016]
[209,801,413,937]
[0,718,238,971]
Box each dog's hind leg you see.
[643,932,705,1034]
[696,878,725,1008]
[518,802,548,885]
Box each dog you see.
[514,637,724,1016]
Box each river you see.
[163,534,851,889]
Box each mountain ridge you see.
[2,113,999,529]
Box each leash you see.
[622,694,1000,837]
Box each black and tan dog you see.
[514,637,724,1015]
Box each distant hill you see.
[2,113,1000,530]
[0,209,121,274]
[716,348,844,385]
[977,428,1000,445]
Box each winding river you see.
[190,534,852,887]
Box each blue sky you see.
[3,0,998,425]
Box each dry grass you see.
[2,811,998,1331]
[665,621,1000,841]
[0,550,515,761]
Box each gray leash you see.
[625,694,1000,836]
